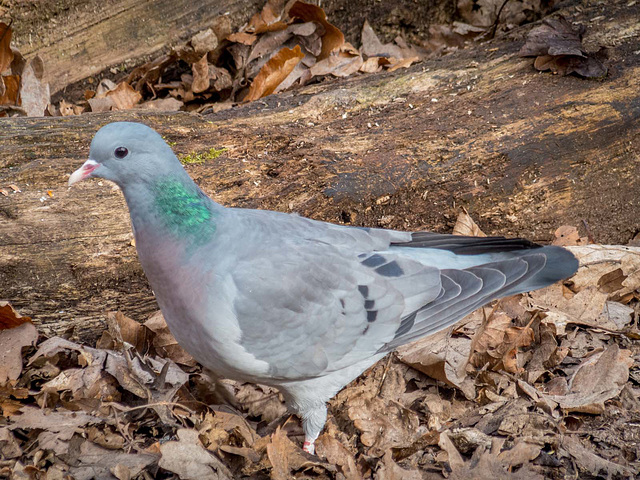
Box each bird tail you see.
[380,235,578,351]
[499,244,578,296]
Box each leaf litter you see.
[2,0,572,117]
[3,211,639,478]
[519,15,608,78]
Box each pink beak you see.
[68,159,100,186]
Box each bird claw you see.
[302,440,315,455]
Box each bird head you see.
[68,122,181,188]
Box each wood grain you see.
[14,0,261,94]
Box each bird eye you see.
[114,147,128,159]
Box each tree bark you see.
[12,0,262,94]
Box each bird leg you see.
[300,404,326,455]
[302,437,316,454]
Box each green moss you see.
[161,136,177,147]
[179,147,228,165]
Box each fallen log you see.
[1,6,639,339]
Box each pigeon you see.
[69,121,578,454]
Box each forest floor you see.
[1,0,640,479]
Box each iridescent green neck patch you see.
[152,179,216,242]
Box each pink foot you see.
[302,439,315,455]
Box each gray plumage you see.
[69,122,579,453]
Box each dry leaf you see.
[159,428,232,480]
[267,425,330,479]
[424,22,485,54]
[8,406,101,455]
[273,60,308,92]
[96,78,117,96]
[247,26,301,64]
[0,74,20,105]
[0,22,13,73]
[566,245,640,297]
[40,363,121,403]
[458,0,552,29]
[88,96,115,112]
[375,450,422,480]
[245,45,304,101]
[598,301,633,330]
[144,310,197,366]
[288,1,344,59]
[387,56,420,72]
[546,344,633,414]
[68,439,158,480]
[0,322,37,386]
[438,430,465,471]
[105,311,147,353]
[59,99,76,116]
[560,436,634,477]
[127,53,177,90]
[519,16,584,58]
[453,209,486,237]
[497,438,541,467]
[89,80,141,111]
[227,32,258,45]
[136,97,183,111]
[0,302,32,329]
[525,323,561,383]
[359,56,388,73]
[360,21,420,61]
[309,43,363,77]
[0,428,22,460]
[235,382,287,423]
[266,426,296,480]
[247,0,288,34]
[191,28,218,55]
[519,16,607,78]
[347,394,420,456]
[531,284,609,333]
[192,54,211,93]
[19,55,50,116]
[470,313,534,373]
[552,225,587,246]
[448,445,545,480]
[208,65,233,92]
[87,425,125,450]
[315,435,361,480]
[200,411,259,449]
[397,329,476,399]
[106,81,142,110]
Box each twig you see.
[490,0,512,39]
[376,354,394,397]
[104,401,196,416]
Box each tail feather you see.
[379,237,578,352]
[504,245,578,295]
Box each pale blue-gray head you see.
[70,122,216,242]
[68,122,183,188]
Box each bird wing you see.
[218,209,575,380]
[229,239,441,380]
